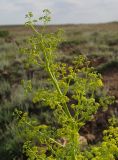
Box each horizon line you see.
[0,20,118,27]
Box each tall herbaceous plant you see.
[17,10,118,160]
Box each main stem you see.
[44,50,72,119]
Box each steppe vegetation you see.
[0,10,118,159]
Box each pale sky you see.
[0,0,118,25]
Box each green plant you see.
[97,60,118,74]
[18,9,116,160]
[0,30,9,38]
[83,117,118,160]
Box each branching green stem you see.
[43,49,72,119]
[29,23,75,159]
[30,23,72,119]
[17,112,64,148]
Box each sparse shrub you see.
[106,36,118,46]
[0,80,10,98]
[97,60,118,74]
[60,39,87,50]
[0,30,9,38]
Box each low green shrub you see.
[97,60,118,73]
[0,30,9,38]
